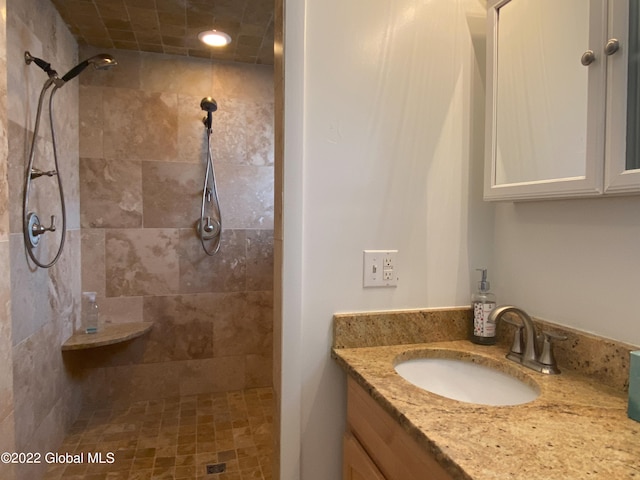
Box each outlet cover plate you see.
[363,250,398,288]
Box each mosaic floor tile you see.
[43,389,273,480]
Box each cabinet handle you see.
[581,50,596,66]
[605,38,620,56]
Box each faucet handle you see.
[501,316,525,359]
[539,331,567,372]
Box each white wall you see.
[494,196,640,347]
[282,0,490,478]
[283,0,640,478]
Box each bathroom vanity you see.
[333,308,640,480]
[343,375,453,480]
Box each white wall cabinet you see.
[484,0,640,201]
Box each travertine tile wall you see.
[5,0,83,478]
[0,1,15,479]
[77,47,274,406]
[272,0,284,478]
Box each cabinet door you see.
[484,0,607,200]
[604,0,640,193]
[346,378,455,480]
[343,432,386,480]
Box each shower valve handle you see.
[32,215,56,236]
[46,215,57,233]
[203,217,214,233]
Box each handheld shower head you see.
[61,54,117,83]
[88,53,117,70]
[200,97,217,113]
[201,97,217,130]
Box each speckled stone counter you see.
[332,308,640,480]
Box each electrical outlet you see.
[363,250,398,287]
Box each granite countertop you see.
[333,340,640,480]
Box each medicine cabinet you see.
[484,0,640,201]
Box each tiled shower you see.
[0,0,275,478]
[77,47,274,407]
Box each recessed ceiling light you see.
[198,30,232,47]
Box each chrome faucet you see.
[487,305,566,375]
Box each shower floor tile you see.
[43,388,273,480]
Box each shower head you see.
[200,97,218,113]
[61,54,117,83]
[201,97,217,129]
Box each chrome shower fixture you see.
[26,213,56,247]
[24,51,117,86]
[30,168,58,179]
[200,96,218,112]
[24,51,57,78]
[61,53,117,83]
[22,50,117,268]
[201,96,218,130]
[196,97,222,256]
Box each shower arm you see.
[24,51,58,78]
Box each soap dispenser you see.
[470,268,496,345]
[82,291,99,334]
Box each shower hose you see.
[198,122,222,256]
[22,78,66,268]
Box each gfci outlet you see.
[363,250,398,288]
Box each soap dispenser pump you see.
[471,268,496,345]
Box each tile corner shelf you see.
[62,322,153,351]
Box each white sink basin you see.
[394,357,539,406]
